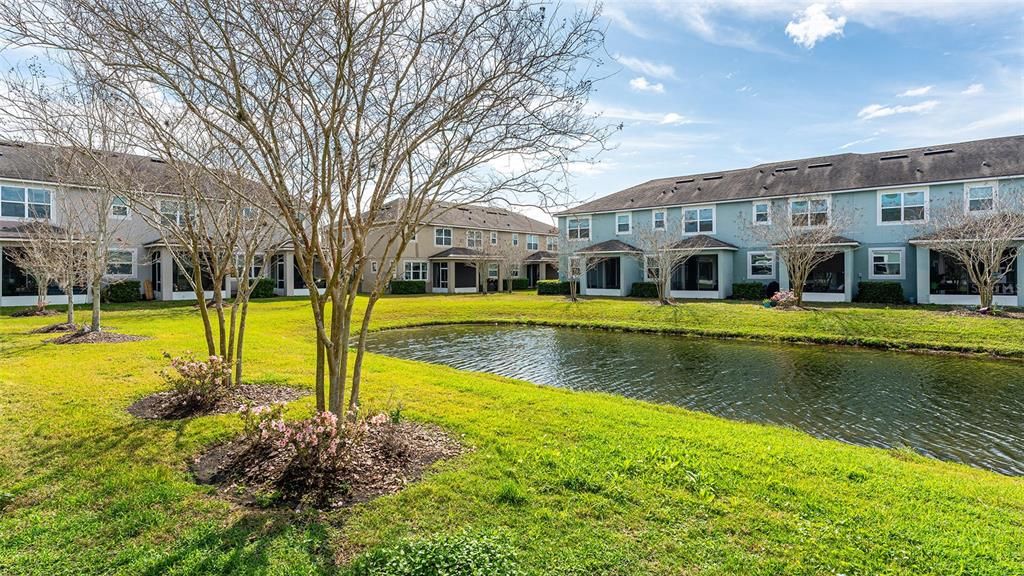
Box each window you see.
[567,217,590,240]
[527,234,539,250]
[466,230,483,248]
[434,227,452,246]
[1,185,51,219]
[512,233,519,246]
[747,251,776,279]
[586,257,621,290]
[753,202,770,225]
[652,210,666,230]
[234,253,264,279]
[511,267,519,277]
[683,207,714,234]
[106,250,134,276]
[160,200,187,226]
[371,261,378,273]
[403,260,427,281]
[965,182,996,212]
[488,263,499,278]
[546,236,557,251]
[791,197,829,227]
[432,262,449,289]
[670,255,718,291]
[644,255,661,281]
[615,212,631,234]
[869,248,904,279]
[490,231,498,245]
[879,189,926,223]
[111,196,130,218]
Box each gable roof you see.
[576,239,640,253]
[378,199,556,235]
[666,235,737,251]
[559,135,1024,216]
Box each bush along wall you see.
[536,280,576,295]
[732,282,766,301]
[855,281,905,304]
[389,280,427,295]
[502,277,530,291]
[103,280,141,303]
[250,278,276,299]
[629,282,659,298]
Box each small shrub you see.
[103,280,141,303]
[536,280,576,295]
[162,353,234,410]
[346,531,522,576]
[250,278,276,299]
[501,277,530,291]
[255,410,351,502]
[389,280,426,295]
[855,281,905,304]
[628,281,659,298]
[770,290,798,308]
[732,282,765,301]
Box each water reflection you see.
[368,324,1024,475]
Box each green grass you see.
[0,294,1022,575]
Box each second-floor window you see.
[879,189,925,223]
[1,185,51,219]
[965,182,995,212]
[683,207,714,234]
[434,227,452,246]
[490,231,498,245]
[791,198,829,227]
[466,230,483,248]
[160,200,188,226]
[753,202,770,225]
[567,217,590,240]
[527,234,539,250]
[111,196,130,218]
[653,210,666,230]
[616,212,631,234]
[512,233,519,246]
[546,236,557,251]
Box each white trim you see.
[105,248,137,278]
[652,209,667,231]
[929,294,1017,306]
[434,227,453,247]
[172,290,215,301]
[0,182,54,221]
[511,233,519,246]
[2,294,91,306]
[643,255,660,282]
[789,195,831,228]
[110,195,132,220]
[681,205,716,235]
[668,290,723,300]
[403,259,429,281]
[876,187,928,226]
[526,234,540,250]
[868,247,906,280]
[747,250,776,280]
[431,287,448,294]
[585,288,622,297]
[465,229,484,249]
[615,212,632,235]
[453,286,477,294]
[752,201,771,225]
[803,292,846,303]
[567,216,591,241]
[490,231,498,245]
[964,180,998,214]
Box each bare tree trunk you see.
[66,285,75,324]
[90,277,102,331]
[348,295,379,418]
[234,295,249,385]
[36,282,47,311]
[315,336,325,412]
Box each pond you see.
[368,324,1024,476]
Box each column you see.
[1017,251,1023,308]
[160,248,174,301]
[778,258,790,292]
[284,251,295,296]
[915,245,930,305]
[447,261,454,294]
[843,248,854,302]
[719,252,734,299]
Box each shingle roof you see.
[0,221,68,240]
[559,135,1024,215]
[379,199,556,235]
[576,239,640,253]
[429,247,485,260]
[666,234,737,251]
[525,250,557,262]
[773,234,860,248]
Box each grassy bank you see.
[0,294,1022,575]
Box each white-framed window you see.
[111,195,130,218]
[106,249,135,277]
[466,230,483,248]
[644,255,661,281]
[683,206,714,234]
[488,263,499,278]
[790,197,829,227]
[434,227,452,246]
[652,210,666,230]
[752,202,770,225]
[965,181,997,213]
[403,260,427,281]
[490,231,498,245]
[160,199,189,226]
[567,216,590,240]
[371,261,379,273]
[546,236,557,251]
[869,248,905,280]
[233,253,265,279]
[409,229,417,242]
[1,185,52,219]
[615,212,631,234]
[878,188,926,224]
[512,233,519,246]
[511,267,520,277]
[527,234,539,250]
[747,250,776,279]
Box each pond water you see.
[368,324,1024,475]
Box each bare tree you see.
[919,194,1024,311]
[630,222,711,305]
[10,220,85,323]
[3,0,609,423]
[7,225,57,313]
[554,228,613,302]
[743,199,853,307]
[496,238,531,293]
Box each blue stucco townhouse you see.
[555,135,1024,307]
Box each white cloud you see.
[736,85,751,92]
[659,113,693,125]
[603,6,651,39]
[629,76,665,94]
[785,4,847,49]
[898,85,932,97]
[584,102,697,126]
[838,136,878,149]
[614,54,677,80]
[962,83,985,95]
[857,100,939,120]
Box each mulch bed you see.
[191,421,466,510]
[10,308,59,318]
[30,322,78,334]
[127,384,309,420]
[945,308,1024,320]
[47,329,148,345]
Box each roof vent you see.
[676,178,695,184]
[923,148,954,156]
[703,175,723,181]
[775,166,798,172]
[880,154,909,161]
[807,162,832,169]
[149,157,166,164]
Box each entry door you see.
[432,262,448,289]
[526,264,538,287]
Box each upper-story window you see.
[1,185,52,219]
[511,233,519,246]
[615,212,631,234]
[160,199,189,226]
[879,189,926,224]
[527,234,539,250]
[567,217,590,240]
[752,202,770,225]
[546,236,557,251]
[466,230,483,248]
[965,181,996,212]
[490,231,498,245]
[434,227,452,246]
[790,197,829,227]
[111,195,130,218]
[652,210,666,230]
[683,207,714,234]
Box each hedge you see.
[537,280,576,295]
[103,280,141,303]
[855,281,905,304]
[389,280,427,295]
[502,277,530,291]
[629,282,659,298]
[732,282,766,301]
[250,278,276,299]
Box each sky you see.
[557,0,1024,223]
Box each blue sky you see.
[564,1,1024,216]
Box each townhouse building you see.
[556,135,1024,306]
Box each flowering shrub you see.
[770,290,798,308]
[162,353,233,410]
[249,410,351,502]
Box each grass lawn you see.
[0,294,1022,575]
